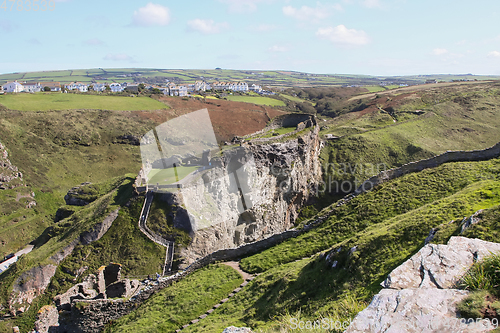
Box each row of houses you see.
[2,81,62,93]
[194,81,262,93]
[1,80,264,96]
[1,81,128,93]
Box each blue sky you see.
[1,0,499,75]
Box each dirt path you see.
[222,261,253,280]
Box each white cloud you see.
[103,53,136,62]
[187,19,229,34]
[84,38,106,46]
[250,23,277,32]
[283,3,341,22]
[362,0,381,8]
[219,0,268,13]
[316,25,370,46]
[432,48,448,56]
[488,51,500,58]
[132,3,170,27]
[268,45,289,52]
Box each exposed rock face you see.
[64,182,92,206]
[0,140,23,190]
[347,237,500,333]
[10,265,57,312]
[178,125,322,264]
[347,289,476,333]
[382,237,500,289]
[34,305,59,333]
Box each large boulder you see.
[345,289,487,333]
[382,237,500,289]
[347,237,500,333]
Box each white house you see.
[110,83,123,93]
[250,84,262,93]
[234,82,249,92]
[3,81,24,93]
[22,82,41,93]
[92,82,107,92]
[167,83,188,97]
[39,82,61,92]
[65,82,88,92]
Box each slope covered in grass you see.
[105,158,500,333]
[319,82,500,186]
[0,93,168,111]
[241,159,500,273]
[104,264,242,333]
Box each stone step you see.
[191,319,199,324]
[182,324,190,329]
[233,287,242,292]
[199,314,207,319]
[207,308,214,314]
[220,298,229,303]
[228,293,235,297]
[214,303,222,308]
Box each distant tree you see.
[105,85,111,92]
[151,88,162,95]
[43,86,50,92]
[138,83,145,92]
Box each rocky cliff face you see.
[0,140,23,190]
[175,124,322,264]
[346,237,500,333]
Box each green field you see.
[225,95,286,106]
[364,86,386,93]
[147,166,199,185]
[1,68,498,87]
[0,93,168,111]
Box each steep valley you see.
[1,82,500,332]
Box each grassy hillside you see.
[104,264,242,333]
[0,93,168,112]
[102,158,500,333]
[318,82,500,187]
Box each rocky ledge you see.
[346,237,500,333]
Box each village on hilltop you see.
[0,80,264,96]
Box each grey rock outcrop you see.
[64,182,92,206]
[347,237,500,333]
[178,125,322,264]
[381,237,500,289]
[0,140,23,189]
[34,305,59,333]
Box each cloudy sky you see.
[1,0,500,75]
